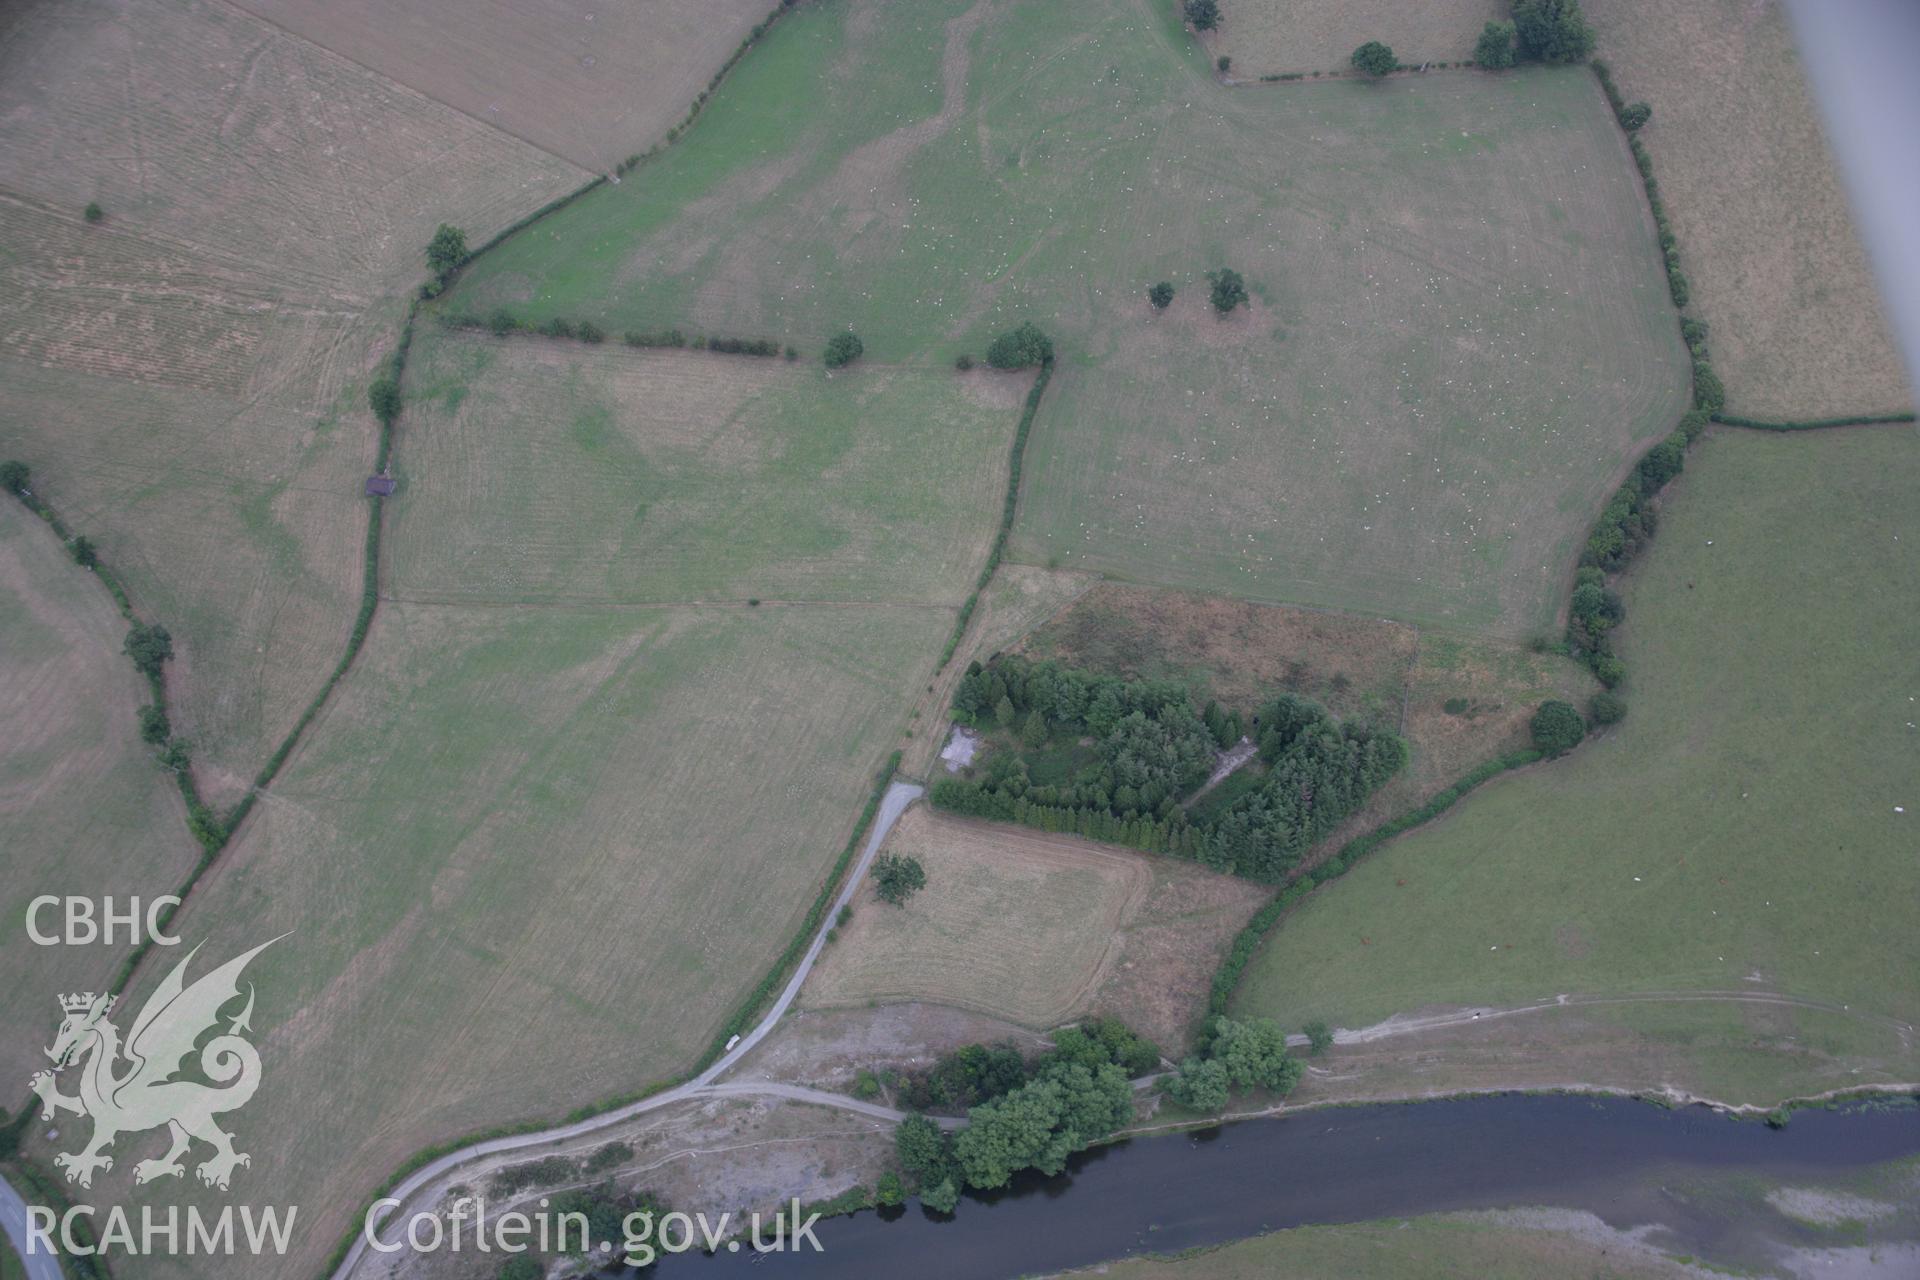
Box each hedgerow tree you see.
[1619,101,1652,130]
[1207,267,1248,314]
[1167,1057,1229,1111]
[1351,41,1397,77]
[1512,0,1594,63]
[1590,691,1627,725]
[125,623,173,678]
[1531,699,1586,754]
[824,331,864,369]
[1304,1019,1334,1055]
[873,853,926,906]
[138,705,170,746]
[0,460,27,496]
[425,224,467,278]
[1474,20,1516,68]
[985,322,1053,369]
[1148,282,1175,310]
[1184,0,1220,32]
[895,1114,953,1186]
[368,375,401,427]
[487,308,517,337]
[1169,1017,1303,1112]
[70,536,98,568]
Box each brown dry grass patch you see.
[803,806,1269,1053]
[0,0,588,803]
[1586,0,1912,417]
[223,0,777,172]
[1018,582,1594,859]
[804,805,1152,1028]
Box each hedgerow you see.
[1203,748,1542,1032]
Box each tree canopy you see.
[1207,267,1248,314]
[426,223,468,277]
[873,853,926,906]
[1474,20,1516,68]
[1531,699,1587,754]
[1148,282,1175,310]
[1351,41,1397,77]
[1512,0,1594,63]
[984,322,1054,369]
[1183,0,1220,32]
[824,331,865,369]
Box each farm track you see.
[330,782,924,1280]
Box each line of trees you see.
[935,656,1406,882]
[1166,1016,1302,1112]
[893,1019,1157,1211]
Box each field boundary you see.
[934,362,1053,672]
[319,752,903,1277]
[1712,411,1917,431]
[1211,53,1912,1036]
[1204,748,1541,1040]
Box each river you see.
[624,1093,1920,1278]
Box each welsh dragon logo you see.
[29,937,281,1192]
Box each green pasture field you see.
[73,600,947,1276]
[1092,1213,1698,1280]
[1232,426,1920,1072]
[442,0,1689,638]
[0,500,200,1090]
[387,328,1029,606]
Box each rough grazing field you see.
[389,329,1028,605]
[1234,426,1920,1078]
[0,0,586,803]
[224,0,776,172]
[1586,0,1912,418]
[443,0,1688,639]
[55,601,946,1278]
[1204,0,1504,77]
[802,806,1268,1050]
[0,502,200,1089]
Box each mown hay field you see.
[442,0,1689,639]
[58,600,947,1277]
[1586,0,1912,418]
[225,0,778,172]
[1204,0,1503,77]
[388,329,1030,606]
[802,805,1268,1050]
[0,501,200,1089]
[1233,426,1920,1070]
[0,0,588,804]
[804,805,1152,1027]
